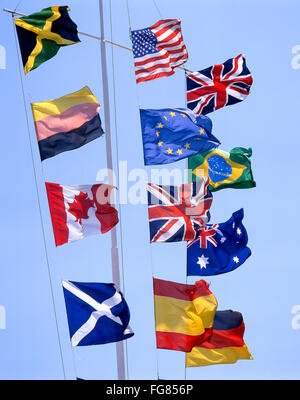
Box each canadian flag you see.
[46,182,119,246]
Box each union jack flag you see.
[131,19,188,84]
[147,179,212,243]
[186,54,253,115]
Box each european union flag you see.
[187,209,251,276]
[63,280,134,346]
[140,108,220,165]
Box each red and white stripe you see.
[135,19,188,84]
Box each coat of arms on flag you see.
[186,54,253,115]
[130,19,188,83]
[147,179,213,243]
[187,209,251,276]
[63,280,134,346]
[46,182,119,246]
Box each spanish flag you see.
[154,278,218,352]
[15,6,80,74]
[186,310,253,367]
[31,86,104,161]
[188,147,256,192]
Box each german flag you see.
[15,6,80,74]
[186,310,253,367]
[153,278,217,352]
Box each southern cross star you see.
[197,255,209,269]
[233,256,240,264]
[236,227,242,235]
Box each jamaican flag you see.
[15,6,80,74]
[189,147,256,192]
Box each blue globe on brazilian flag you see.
[189,147,256,192]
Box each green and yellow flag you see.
[15,6,80,74]
[188,147,256,192]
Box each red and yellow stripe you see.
[154,278,217,352]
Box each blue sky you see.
[0,0,300,380]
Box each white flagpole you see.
[98,0,127,380]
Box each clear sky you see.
[0,0,300,380]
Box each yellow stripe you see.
[186,344,253,367]
[193,149,247,190]
[16,7,76,74]
[154,294,217,335]
[31,86,99,122]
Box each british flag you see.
[131,19,188,84]
[186,54,253,115]
[147,179,212,243]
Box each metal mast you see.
[98,0,127,380]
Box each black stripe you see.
[213,310,243,331]
[39,114,104,161]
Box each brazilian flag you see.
[189,147,256,192]
[15,6,80,74]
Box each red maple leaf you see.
[68,191,95,226]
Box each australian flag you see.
[186,54,253,115]
[63,280,134,346]
[187,209,251,276]
[140,108,220,165]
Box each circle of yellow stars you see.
[154,111,206,156]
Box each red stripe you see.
[153,278,212,300]
[161,37,184,49]
[151,19,179,31]
[156,328,213,352]
[156,27,181,45]
[45,183,68,246]
[136,70,174,83]
[200,323,246,349]
[91,185,119,234]
[134,51,170,67]
[135,62,171,76]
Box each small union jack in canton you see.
[186,54,253,115]
[130,19,188,84]
[187,209,251,276]
[147,179,212,243]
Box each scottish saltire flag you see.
[140,108,220,165]
[147,179,212,243]
[131,19,188,83]
[46,183,119,246]
[63,280,134,346]
[186,54,253,115]
[32,87,104,161]
[186,310,252,367]
[15,6,80,74]
[154,278,217,352]
[187,209,251,276]
[189,147,256,192]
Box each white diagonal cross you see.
[63,280,128,346]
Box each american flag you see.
[147,179,212,243]
[186,54,253,115]
[131,19,188,84]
